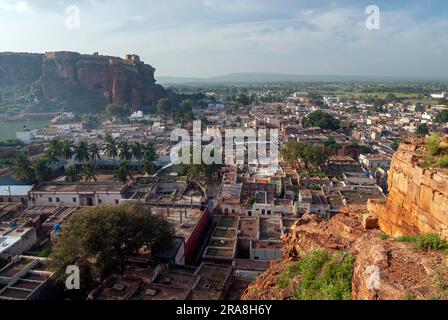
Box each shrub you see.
[427,134,441,157]
[380,233,390,241]
[275,250,354,300]
[404,293,416,300]
[397,234,448,250]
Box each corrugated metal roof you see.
[0,186,33,197]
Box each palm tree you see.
[61,140,74,161]
[65,165,79,182]
[44,149,60,168]
[89,143,102,165]
[82,162,98,183]
[75,140,91,164]
[143,142,158,162]
[114,161,133,184]
[45,139,63,167]
[131,142,143,161]
[104,134,118,165]
[48,139,62,155]
[118,141,132,161]
[9,152,35,183]
[142,159,155,176]
[34,157,51,183]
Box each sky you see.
[0,0,447,78]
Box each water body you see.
[0,174,24,186]
[0,118,49,141]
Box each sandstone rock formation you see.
[0,52,43,86]
[368,138,448,239]
[242,207,448,300]
[0,51,168,113]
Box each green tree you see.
[303,111,341,131]
[415,104,426,112]
[89,143,101,165]
[104,134,118,164]
[82,163,97,183]
[61,140,74,161]
[64,165,79,182]
[50,204,174,282]
[75,140,91,164]
[118,141,132,161]
[156,98,171,120]
[391,138,401,151]
[143,142,158,162]
[34,157,51,183]
[281,141,329,169]
[434,109,448,124]
[131,141,144,161]
[178,99,194,123]
[114,161,133,184]
[9,152,35,183]
[142,159,155,176]
[236,94,250,106]
[416,123,429,137]
[45,139,63,167]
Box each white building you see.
[0,227,37,258]
[0,186,33,204]
[431,92,447,99]
[29,182,127,207]
[359,154,391,170]
[129,111,145,121]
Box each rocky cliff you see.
[0,53,43,86]
[368,138,448,239]
[242,206,448,300]
[0,51,167,113]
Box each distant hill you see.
[158,73,447,84]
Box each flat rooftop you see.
[340,187,386,205]
[259,218,283,241]
[152,207,206,242]
[251,240,283,250]
[32,182,125,193]
[238,218,259,239]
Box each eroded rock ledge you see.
[368,138,448,239]
[242,207,448,300]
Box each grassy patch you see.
[276,250,354,300]
[403,293,416,300]
[422,134,448,169]
[396,234,448,250]
[380,233,390,241]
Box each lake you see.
[0,118,49,141]
[0,174,24,186]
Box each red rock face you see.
[242,207,448,300]
[0,51,167,112]
[0,53,43,85]
[40,51,165,108]
[368,139,448,240]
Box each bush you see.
[303,111,341,131]
[380,233,390,241]
[276,250,354,300]
[427,134,441,157]
[397,234,448,250]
